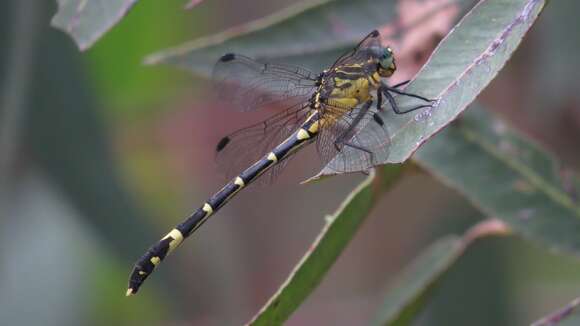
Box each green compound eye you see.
[379,47,394,69]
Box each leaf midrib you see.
[459,125,580,218]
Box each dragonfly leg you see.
[339,141,372,154]
[391,79,410,88]
[344,141,375,165]
[332,99,376,162]
[376,90,384,111]
[335,132,364,152]
[380,86,433,114]
[384,85,434,103]
[335,138,375,164]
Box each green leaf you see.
[319,0,548,176]
[51,0,202,51]
[247,166,403,326]
[51,0,139,51]
[373,219,510,326]
[414,107,580,257]
[144,0,466,74]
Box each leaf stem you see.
[531,297,580,326]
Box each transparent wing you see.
[317,103,391,173]
[329,30,384,70]
[215,103,311,184]
[212,53,318,112]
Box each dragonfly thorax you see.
[314,61,384,110]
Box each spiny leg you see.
[334,100,376,163]
[382,84,433,103]
[391,79,410,89]
[340,141,373,154]
[334,99,374,143]
[380,85,433,114]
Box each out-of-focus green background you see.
[1,1,580,325]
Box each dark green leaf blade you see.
[247,166,403,326]
[51,0,139,51]
[415,107,580,256]
[318,0,548,177]
[374,219,510,326]
[376,237,462,326]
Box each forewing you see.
[317,104,391,173]
[212,54,317,112]
[330,30,383,70]
[215,103,311,185]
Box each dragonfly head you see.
[377,46,396,77]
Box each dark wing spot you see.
[373,113,384,126]
[219,53,236,62]
[370,30,379,37]
[216,136,230,152]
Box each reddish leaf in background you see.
[157,99,226,184]
[379,0,460,84]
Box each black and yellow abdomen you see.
[127,110,322,295]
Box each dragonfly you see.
[127,30,433,296]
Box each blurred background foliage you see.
[1,0,580,325]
